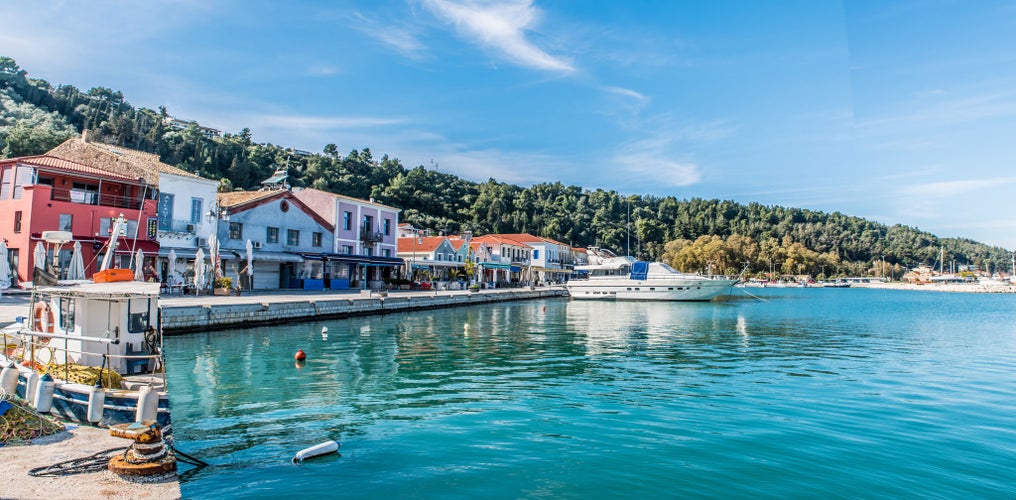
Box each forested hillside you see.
[2,56,1011,278]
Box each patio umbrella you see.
[194,248,206,291]
[245,239,254,277]
[167,249,177,285]
[134,249,145,281]
[208,233,221,278]
[0,240,11,290]
[66,241,86,280]
[34,241,46,270]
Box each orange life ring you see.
[32,301,55,344]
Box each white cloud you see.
[352,11,429,60]
[900,177,1016,198]
[421,0,574,73]
[601,86,649,104]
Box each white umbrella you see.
[194,248,206,291]
[34,241,46,270]
[134,249,145,281]
[245,239,253,277]
[0,240,11,290]
[167,249,178,285]
[66,241,85,280]
[208,233,221,278]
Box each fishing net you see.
[0,395,65,445]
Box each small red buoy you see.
[295,349,307,361]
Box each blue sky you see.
[3,1,1016,249]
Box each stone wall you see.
[160,289,567,334]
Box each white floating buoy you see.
[322,326,328,340]
[293,440,340,462]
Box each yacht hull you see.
[566,277,737,301]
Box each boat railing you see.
[3,329,164,378]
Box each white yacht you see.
[566,248,738,301]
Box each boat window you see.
[649,288,655,291]
[59,297,74,331]
[668,288,674,290]
[128,299,151,333]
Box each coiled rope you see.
[27,447,127,477]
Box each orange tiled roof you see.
[218,190,280,208]
[47,137,198,185]
[397,236,447,253]
[6,155,142,183]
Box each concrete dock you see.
[158,286,568,334]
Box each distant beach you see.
[852,281,1016,294]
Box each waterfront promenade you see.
[0,286,568,330]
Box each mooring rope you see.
[27,447,127,477]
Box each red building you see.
[0,154,159,286]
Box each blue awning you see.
[510,266,522,273]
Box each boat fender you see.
[87,384,105,423]
[0,364,18,395]
[25,371,39,403]
[33,373,55,413]
[292,440,339,462]
[136,385,159,422]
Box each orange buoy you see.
[295,349,306,361]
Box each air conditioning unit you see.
[197,238,207,247]
[253,241,263,249]
[186,224,195,232]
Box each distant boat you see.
[566,248,737,301]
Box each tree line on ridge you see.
[2,56,1011,278]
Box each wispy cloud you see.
[421,0,574,73]
[305,64,339,76]
[601,85,649,104]
[352,11,429,60]
[239,114,409,131]
[900,177,1016,198]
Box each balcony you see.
[49,186,145,210]
[360,226,385,244]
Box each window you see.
[267,227,279,244]
[59,214,73,232]
[287,229,299,246]
[342,245,353,254]
[229,222,243,240]
[59,297,74,331]
[363,246,373,257]
[533,249,539,259]
[383,218,391,235]
[382,249,391,258]
[13,211,22,233]
[343,211,352,231]
[312,232,322,247]
[190,198,203,224]
[70,182,98,205]
[100,218,138,238]
[362,215,373,233]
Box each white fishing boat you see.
[0,219,171,431]
[566,247,738,301]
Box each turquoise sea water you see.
[165,288,1016,499]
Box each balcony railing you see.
[49,186,145,210]
[360,226,385,244]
